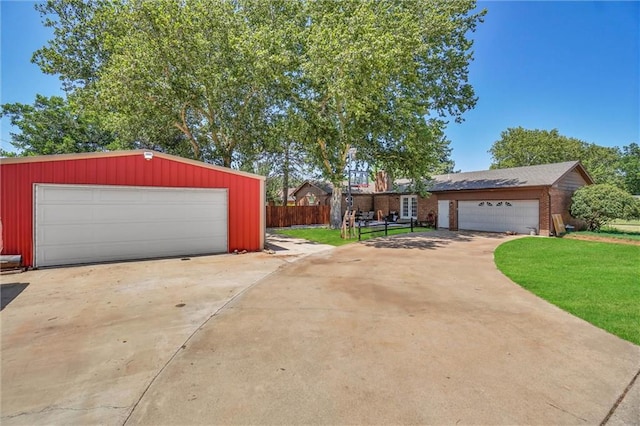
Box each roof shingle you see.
[428,161,586,191]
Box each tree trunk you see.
[330,182,343,229]
[282,147,290,206]
[223,154,232,168]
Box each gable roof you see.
[291,180,332,196]
[298,161,594,194]
[0,150,265,181]
[428,161,593,192]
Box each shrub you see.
[571,184,640,231]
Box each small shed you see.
[0,150,265,268]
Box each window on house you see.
[400,195,417,219]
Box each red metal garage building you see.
[0,150,265,268]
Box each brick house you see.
[341,161,593,236]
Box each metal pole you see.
[347,148,359,237]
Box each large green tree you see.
[296,0,484,226]
[488,127,623,186]
[1,94,115,156]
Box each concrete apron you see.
[0,245,323,425]
[126,231,639,425]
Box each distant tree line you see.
[489,127,639,195]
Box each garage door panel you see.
[458,200,538,234]
[35,185,228,267]
[37,224,223,247]
[39,236,227,265]
[98,189,142,202]
[38,204,226,226]
[151,190,219,203]
[41,188,94,202]
[39,205,95,225]
[91,204,222,222]
[40,220,225,245]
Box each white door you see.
[438,200,449,229]
[35,184,228,267]
[458,200,539,234]
[400,195,417,219]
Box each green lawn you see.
[495,238,640,345]
[274,225,433,246]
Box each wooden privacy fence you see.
[266,205,330,228]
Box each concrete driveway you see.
[1,237,331,425]
[2,231,639,424]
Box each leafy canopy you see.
[1,94,114,156]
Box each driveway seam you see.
[121,259,290,425]
[600,368,640,425]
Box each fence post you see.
[384,219,388,236]
[411,218,414,232]
[358,223,361,241]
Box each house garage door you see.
[458,200,539,234]
[35,184,227,267]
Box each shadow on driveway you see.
[1,282,29,311]
[361,230,512,250]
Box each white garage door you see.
[35,184,228,267]
[458,200,539,234]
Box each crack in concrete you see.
[600,368,640,425]
[545,401,588,422]
[121,266,286,425]
[2,404,129,420]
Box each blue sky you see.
[1,0,638,172]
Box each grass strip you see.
[273,226,433,246]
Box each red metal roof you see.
[0,150,266,181]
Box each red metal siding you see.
[1,154,263,267]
